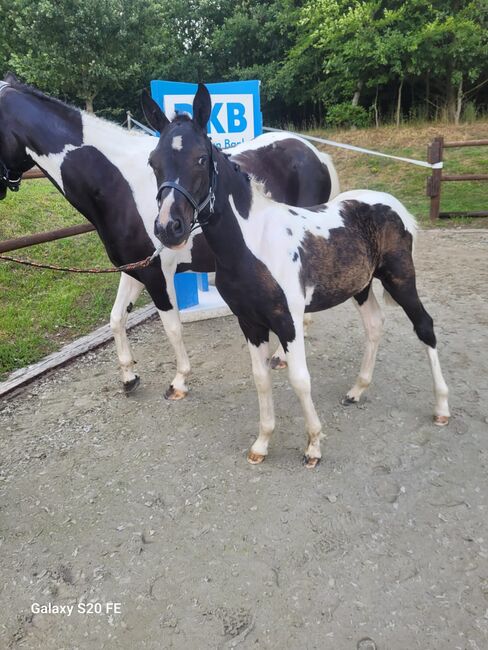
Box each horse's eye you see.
[198,156,207,166]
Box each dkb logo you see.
[150,80,262,150]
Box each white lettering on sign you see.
[163,94,255,149]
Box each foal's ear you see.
[140,89,169,132]
[193,84,211,132]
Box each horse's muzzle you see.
[154,215,188,249]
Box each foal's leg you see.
[380,257,450,425]
[344,285,385,404]
[284,321,323,468]
[110,272,144,391]
[247,339,275,464]
[157,274,191,399]
[270,313,313,370]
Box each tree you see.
[7,0,161,111]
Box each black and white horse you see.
[0,74,339,397]
[147,84,450,467]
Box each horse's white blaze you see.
[172,135,183,151]
[158,183,177,227]
[25,144,77,193]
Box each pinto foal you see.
[148,84,450,468]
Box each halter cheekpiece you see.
[155,145,218,232]
[0,81,23,192]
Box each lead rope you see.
[0,242,164,274]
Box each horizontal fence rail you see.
[0,223,95,254]
[0,168,96,254]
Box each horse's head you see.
[0,74,34,200]
[142,84,215,249]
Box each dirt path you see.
[1,230,487,650]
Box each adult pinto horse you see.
[147,84,450,467]
[0,74,339,398]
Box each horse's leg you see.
[343,284,384,404]
[137,260,191,400]
[270,313,313,370]
[157,265,191,400]
[110,272,144,392]
[246,337,275,464]
[379,256,450,425]
[284,320,323,468]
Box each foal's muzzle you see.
[154,214,188,249]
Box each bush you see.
[326,103,370,129]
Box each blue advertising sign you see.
[150,80,262,149]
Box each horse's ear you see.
[193,84,211,132]
[4,71,19,84]
[140,89,169,132]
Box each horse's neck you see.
[202,157,254,268]
[15,96,157,232]
[21,104,151,195]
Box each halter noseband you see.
[156,145,218,232]
[0,81,23,193]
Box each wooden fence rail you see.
[427,137,488,221]
[0,167,95,254]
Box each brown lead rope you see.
[0,243,164,274]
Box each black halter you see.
[0,160,22,192]
[0,81,23,193]
[156,146,218,232]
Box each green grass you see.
[310,119,488,226]
[1,120,487,378]
[0,180,134,378]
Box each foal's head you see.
[0,74,36,200]
[142,84,215,249]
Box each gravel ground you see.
[0,229,487,650]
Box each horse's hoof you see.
[433,415,449,427]
[303,455,321,469]
[341,395,358,406]
[164,385,188,401]
[270,357,287,370]
[124,375,140,393]
[247,451,266,464]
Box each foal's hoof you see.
[433,415,450,427]
[270,356,287,370]
[124,375,140,394]
[303,455,321,469]
[341,395,359,406]
[164,385,188,401]
[247,451,266,464]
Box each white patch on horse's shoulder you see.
[172,135,183,151]
[25,144,77,193]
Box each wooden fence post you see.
[426,136,444,222]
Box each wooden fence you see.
[426,137,488,221]
[0,168,95,254]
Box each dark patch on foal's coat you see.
[298,200,414,313]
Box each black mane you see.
[3,73,78,111]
